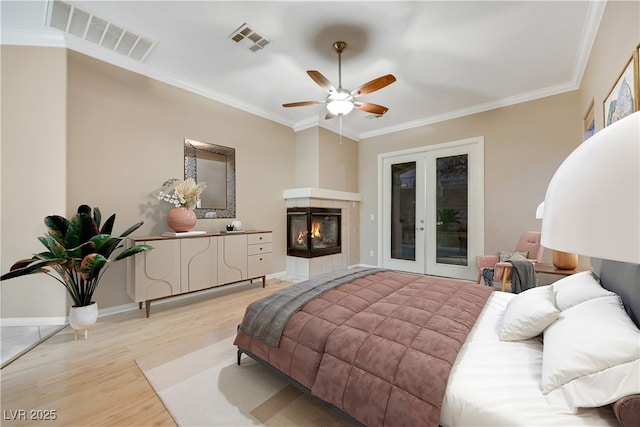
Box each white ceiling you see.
[1,1,605,140]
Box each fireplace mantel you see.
[283,187,361,202]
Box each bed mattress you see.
[440,291,619,426]
[235,269,493,426]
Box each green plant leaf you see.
[2,204,150,306]
[66,212,99,252]
[118,221,144,238]
[8,258,38,271]
[34,251,62,262]
[93,207,102,230]
[437,208,461,224]
[77,204,92,215]
[44,215,69,244]
[0,258,65,281]
[37,236,52,252]
[44,233,66,258]
[90,235,121,257]
[65,214,82,250]
[65,241,96,263]
[114,244,153,261]
[100,213,115,235]
[80,253,107,281]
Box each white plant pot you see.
[69,302,98,340]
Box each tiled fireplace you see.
[283,188,360,279]
[287,207,341,258]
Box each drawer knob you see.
[259,258,263,261]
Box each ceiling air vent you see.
[228,23,270,53]
[46,0,155,62]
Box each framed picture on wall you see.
[583,101,595,141]
[603,48,639,127]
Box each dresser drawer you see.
[248,252,272,278]
[248,232,272,245]
[248,242,272,256]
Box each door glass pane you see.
[390,162,416,261]
[436,154,468,266]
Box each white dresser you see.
[127,230,272,317]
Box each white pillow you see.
[551,271,615,310]
[499,250,528,262]
[541,295,640,411]
[499,285,559,341]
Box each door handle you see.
[416,227,424,230]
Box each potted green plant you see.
[0,204,153,339]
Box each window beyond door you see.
[436,154,468,266]
[380,137,484,281]
[390,162,416,261]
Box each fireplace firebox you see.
[287,207,341,258]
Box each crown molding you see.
[1,28,298,131]
[1,28,65,47]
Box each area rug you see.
[135,324,349,426]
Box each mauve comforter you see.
[234,269,494,427]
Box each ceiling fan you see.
[283,41,396,119]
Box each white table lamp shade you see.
[541,111,639,264]
[536,202,545,219]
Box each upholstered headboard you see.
[593,258,640,329]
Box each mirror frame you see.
[184,138,236,219]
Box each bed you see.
[234,260,640,427]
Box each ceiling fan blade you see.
[325,111,337,120]
[307,70,336,93]
[283,101,322,108]
[351,74,396,97]
[354,102,389,115]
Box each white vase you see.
[69,302,98,340]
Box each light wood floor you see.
[0,279,295,426]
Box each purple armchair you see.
[476,231,544,291]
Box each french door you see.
[380,138,484,280]
[382,153,426,273]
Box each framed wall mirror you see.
[184,139,236,218]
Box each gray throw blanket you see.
[509,259,537,293]
[239,267,386,347]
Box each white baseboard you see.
[0,317,67,327]
[352,263,379,269]
[1,273,292,325]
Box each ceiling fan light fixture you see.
[327,91,355,115]
[283,41,395,119]
[327,100,354,116]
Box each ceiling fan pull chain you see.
[339,115,343,145]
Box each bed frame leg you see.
[237,348,242,365]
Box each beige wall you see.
[1,0,637,319]
[318,127,358,193]
[293,126,358,193]
[358,91,582,266]
[66,52,296,309]
[1,46,69,317]
[579,0,640,132]
[294,127,320,188]
[357,0,639,267]
[2,49,296,316]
